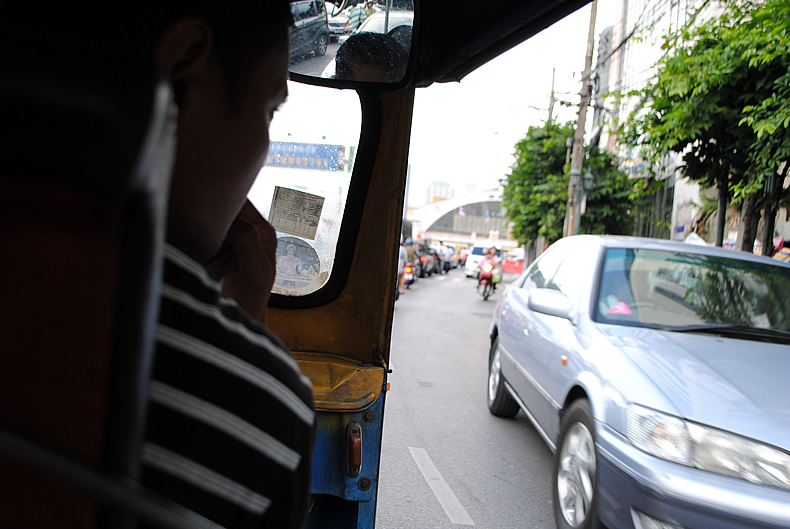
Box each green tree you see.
[502,121,635,246]
[501,121,570,245]
[620,0,790,252]
[582,149,636,235]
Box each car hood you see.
[600,326,790,451]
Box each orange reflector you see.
[561,355,568,366]
[346,423,362,477]
[387,382,391,391]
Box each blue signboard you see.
[266,142,345,171]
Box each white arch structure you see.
[408,188,502,238]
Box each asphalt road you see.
[289,42,341,77]
[375,267,556,528]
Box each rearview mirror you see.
[289,0,414,83]
[528,288,573,321]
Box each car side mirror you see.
[528,288,573,321]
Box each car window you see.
[594,248,790,330]
[470,247,500,257]
[248,81,361,297]
[293,1,314,20]
[519,239,575,290]
[547,239,597,306]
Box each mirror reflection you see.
[289,0,414,83]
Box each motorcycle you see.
[417,247,434,277]
[403,262,416,288]
[478,262,495,301]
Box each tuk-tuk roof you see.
[414,0,591,86]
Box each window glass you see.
[470,246,500,257]
[519,239,574,290]
[248,81,361,297]
[548,240,596,306]
[594,248,790,330]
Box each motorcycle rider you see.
[405,238,418,271]
[487,246,500,291]
[476,247,498,293]
[398,237,408,295]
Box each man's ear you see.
[154,19,213,81]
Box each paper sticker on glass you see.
[269,186,325,240]
[273,237,327,295]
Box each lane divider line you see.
[408,446,475,525]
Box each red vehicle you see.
[478,261,495,300]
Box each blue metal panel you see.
[308,389,387,529]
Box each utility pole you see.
[563,0,598,237]
[548,68,556,123]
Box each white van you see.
[464,245,500,277]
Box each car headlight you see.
[626,404,790,490]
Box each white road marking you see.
[408,447,475,525]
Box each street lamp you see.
[575,170,594,234]
[583,170,594,192]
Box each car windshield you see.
[594,248,790,331]
[470,247,499,256]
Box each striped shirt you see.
[141,244,316,528]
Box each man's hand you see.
[208,200,277,324]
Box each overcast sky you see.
[406,0,618,206]
[265,1,620,209]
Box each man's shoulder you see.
[146,246,316,527]
[159,243,298,375]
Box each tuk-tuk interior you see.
[0,0,590,526]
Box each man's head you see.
[335,32,407,82]
[151,2,293,262]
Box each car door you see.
[500,240,575,439]
[306,1,328,53]
[525,240,599,443]
[290,1,315,57]
[496,268,534,381]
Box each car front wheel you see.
[315,34,328,56]
[487,338,519,417]
[553,399,600,529]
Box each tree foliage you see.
[583,149,636,235]
[502,121,568,245]
[620,0,790,248]
[501,121,635,246]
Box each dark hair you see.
[335,32,407,82]
[145,1,294,106]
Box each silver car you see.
[487,235,790,529]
